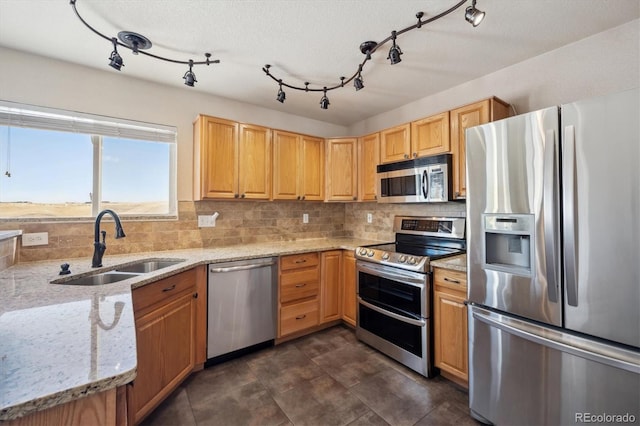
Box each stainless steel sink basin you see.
[114,259,185,274]
[54,271,140,286]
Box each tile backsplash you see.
[0,200,465,263]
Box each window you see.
[0,101,177,219]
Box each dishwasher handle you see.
[210,261,277,273]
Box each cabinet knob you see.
[374,195,377,200]
[454,191,460,197]
[193,292,199,299]
[301,195,306,200]
[297,196,301,200]
[234,193,239,198]
[241,193,246,198]
[404,154,409,159]
[353,196,357,200]
[413,152,417,158]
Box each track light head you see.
[108,38,123,71]
[320,88,330,110]
[183,60,197,87]
[277,81,286,103]
[354,74,364,91]
[465,0,485,27]
[387,31,402,65]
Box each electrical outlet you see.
[22,232,48,246]
[367,213,373,223]
[198,215,214,227]
[303,213,309,224]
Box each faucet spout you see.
[92,209,126,267]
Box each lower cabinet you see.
[320,250,342,323]
[433,267,468,387]
[342,250,357,326]
[278,252,320,338]
[128,267,203,425]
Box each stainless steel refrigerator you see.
[466,87,640,425]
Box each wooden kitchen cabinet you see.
[193,115,271,200]
[278,252,320,337]
[433,267,468,388]
[450,97,510,199]
[325,138,358,201]
[380,123,411,163]
[358,132,380,201]
[320,250,342,322]
[128,268,200,425]
[273,130,324,201]
[341,250,357,327]
[411,112,450,157]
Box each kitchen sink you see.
[114,259,185,274]
[53,271,141,286]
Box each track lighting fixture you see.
[263,0,485,108]
[465,0,485,27]
[70,0,220,87]
[387,31,403,65]
[277,81,286,103]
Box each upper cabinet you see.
[411,112,450,158]
[358,133,380,202]
[380,124,411,163]
[193,115,271,200]
[273,130,325,201]
[450,97,510,199]
[325,138,358,202]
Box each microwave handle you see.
[422,170,429,199]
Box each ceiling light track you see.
[69,0,220,87]
[263,0,485,109]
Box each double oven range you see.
[355,216,466,377]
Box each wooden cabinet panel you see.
[280,268,320,303]
[132,268,197,314]
[280,252,319,270]
[450,97,510,199]
[433,268,467,292]
[131,309,164,418]
[358,133,380,202]
[411,112,450,157]
[272,130,300,200]
[278,252,320,338]
[194,116,239,199]
[380,124,411,163]
[320,250,342,323]
[301,136,325,201]
[326,138,358,201]
[238,124,272,199]
[342,250,357,327]
[280,299,319,336]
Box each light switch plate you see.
[22,232,48,246]
[367,213,373,223]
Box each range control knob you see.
[407,257,417,265]
[381,253,390,260]
[358,248,368,256]
[366,249,375,257]
[398,255,407,263]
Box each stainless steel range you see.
[355,216,466,377]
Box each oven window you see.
[359,304,422,357]
[359,271,423,317]
[380,175,416,197]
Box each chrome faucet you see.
[92,209,126,267]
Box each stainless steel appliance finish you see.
[377,154,452,203]
[207,257,277,360]
[466,88,640,425]
[355,216,466,378]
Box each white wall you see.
[0,47,349,201]
[348,19,640,135]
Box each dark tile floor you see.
[142,325,478,426]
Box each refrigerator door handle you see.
[543,129,559,303]
[472,307,640,374]
[563,125,579,306]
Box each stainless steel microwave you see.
[377,154,453,203]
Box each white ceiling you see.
[0,1,638,126]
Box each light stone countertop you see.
[0,230,22,242]
[430,254,467,273]
[0,237,385,421]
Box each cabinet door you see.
[238,124,272,200]
[300,136,325,201]
[434,288,468,383]
[195,116,239,199]
[380,123,410,163]
[358,133,380,201]
[342,251,357,326]
[320,250,342,323]
[411,112,450,157]
[326,138,357,201]
[272,130,300,200]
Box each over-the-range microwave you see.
[376,154,453,203]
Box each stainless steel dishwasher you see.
[207,257,277,363]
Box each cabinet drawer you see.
[133,269,197,314]
[280,299,319,336]
[280,268,319,303]
[280,252,319,271]
[433,268,467,293]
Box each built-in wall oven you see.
[355,216,466,377]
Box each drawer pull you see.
[295,314,307,320]
[162,284,176,292]
[294,259,307,264]
[295,283,306,288]
[443,277,461,284]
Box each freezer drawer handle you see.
[358,297,426,327]
[472,309,640,373]
[209,261,277,273]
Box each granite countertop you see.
[0,237,383,421]
[430,254,467,273]
[0,230,22,242]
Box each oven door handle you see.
[359,297,426,327]
[422,170,429,200]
